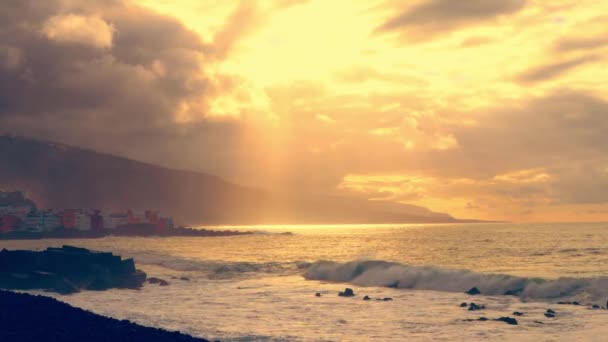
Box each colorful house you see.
[0,215,21,233]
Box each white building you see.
[75,211,91,231]
[104,213,129,229]
[22,211,62,232]
[0,205,33,219]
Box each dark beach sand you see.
[0,290,211,342]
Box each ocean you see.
[4,222,608,341]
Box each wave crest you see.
[303,260,608,301]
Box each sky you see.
[1,0,607,222]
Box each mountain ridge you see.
[0,135,475,225]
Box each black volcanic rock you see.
[338,288,355,297]
[468,303,485,311]
[148,277,170,286]
[495,317,518,325]
[0,246,146,294]
[503,288,523,296]
[0,290,209,342]
[466,287,481,295]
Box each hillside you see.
[0,135,463,225]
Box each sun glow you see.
[131,0,608,222]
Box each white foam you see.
[304,260,608,302]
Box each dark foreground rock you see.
[0,245,146,294]
[0,290,210,342]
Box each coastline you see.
[0,290,212,342]
[0,226,251,240]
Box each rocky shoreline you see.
[0,245,146,294]
[0,290,211,342]
[0,226,251,240]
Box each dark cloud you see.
[443,91,608,204]
[517,55,600,82]
[375,0,526,39]
[0,0,252,177]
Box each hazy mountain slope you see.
[0,135,462,224]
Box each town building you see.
[75,211,91,231]
[90,210,104,231]
[58,209,78,229]
[104,212,129,229]
[22,210,62,232]
[0,215,21,233]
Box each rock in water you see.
[512,311,524,316]
[0,245,146,294]
[466,287,481,295]
[338,288,355,297]
[460,302,468,307]
[495,317,518,325]
[315,292,321,297]
[468,303,485,311]
[503,288,523,296]
[147,277,170,286]
[363,295,371,301]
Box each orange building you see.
[58,210,78,229]
[0,215,21,233]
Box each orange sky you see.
[130,0,608,222]
[131,0,608,221]
[3,0,607,222]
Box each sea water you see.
[4,223,608,341]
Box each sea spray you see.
[303,259,608,301]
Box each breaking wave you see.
[304,260,608,301]
[117,247,608,302]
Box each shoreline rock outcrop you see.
[0,245,146,294]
